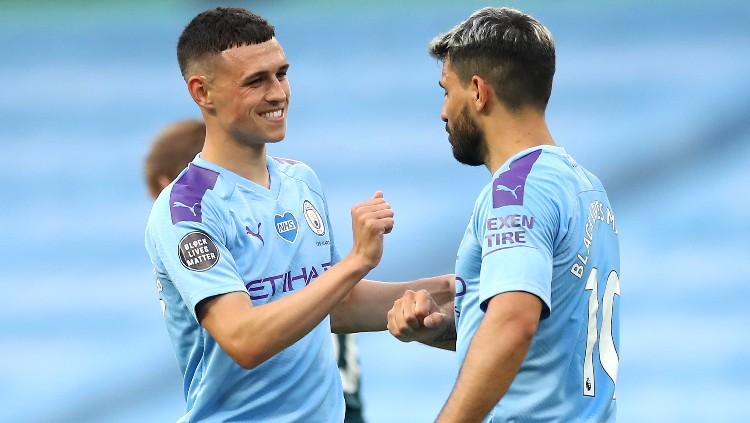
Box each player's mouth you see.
[259,108,285,122]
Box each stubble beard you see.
[447,105,487,167]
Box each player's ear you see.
[157,175,172,192]
[187,74,213,111]
[471,75,491,113]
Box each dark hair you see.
[144,119,206,199]
[177,7,275,77]
[429,7,555,112]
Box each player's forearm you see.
[437,298,538,422]
[235,254,371,368]
[331,274,454,333]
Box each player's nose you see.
[266,78,288,103]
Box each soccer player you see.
[387,7,621,422]
[143,119,368,422]
[144,7,452,422]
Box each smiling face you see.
[439,60,487,167]
[204,38,290,146]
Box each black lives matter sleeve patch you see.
[178,231,220,271]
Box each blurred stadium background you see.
[2,0,749,421]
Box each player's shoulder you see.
[533,147,608,197]
[518,146,606,194]
[148,163,226,229]
[271,156,324,194]
[272,156,317,179]
[477,146,576,210]
[526,147,579,191]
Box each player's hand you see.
[350,191,394,270]
[388,289,451,343]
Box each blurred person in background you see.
[143,119,367,422]
[144,7,452,422]
[388,7,621,423]
[144,119,205,200]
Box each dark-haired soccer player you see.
[143,119,368,422]
[387,7,621,422]
[144,7,452,422]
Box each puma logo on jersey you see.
[492,149,541,208]
[173,201,199,216]
[246,222,264,246]
[495,184,522,199]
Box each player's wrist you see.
[341,252,376,277]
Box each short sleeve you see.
[477,170,559,319]
[146,198,246,320]
[320,182,342,265]
[295,162,342,266]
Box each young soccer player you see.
[144,119,368,422]
[144,8,452,422]
[387,7,621,422]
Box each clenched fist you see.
[387,289,452,344]
[350,191,394,270]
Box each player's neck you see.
[201,131,270,189]
[482,111,555,175]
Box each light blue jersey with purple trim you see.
[454,145,620,422]
[145,155,344,423]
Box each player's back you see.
[454,146,620,422]
[499,147,621,421]
[567,161,620,421]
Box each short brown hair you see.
[177,7,275,78]
[144,119,205,199]
[429,7,555,112]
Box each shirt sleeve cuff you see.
[479,280,551,319]
[187,286,249,321]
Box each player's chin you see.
[264,127,286,143]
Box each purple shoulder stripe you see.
[169,164,219,224]
[492,149,542,208]
[272,156,301,165]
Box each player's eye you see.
[276,71,287,80]
[245,78,263,87]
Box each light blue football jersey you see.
[454,145,620,422]
[145,155,344,422]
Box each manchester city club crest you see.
[274,211,298,243]
[303,200,326,236]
